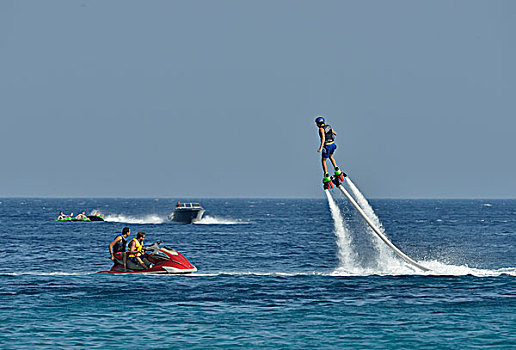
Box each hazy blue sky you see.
[1,0,515,198]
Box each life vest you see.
[127,238,143,258]
[112,234,127,254]
[323,125,334,144]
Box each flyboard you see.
[326,175,430,272]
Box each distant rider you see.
[75,211,87,220]
[127,231,150,270]
[315,116,345,186]
[109,227,131,271]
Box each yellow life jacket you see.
[127,238,143,258]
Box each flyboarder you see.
[315,116,346,189]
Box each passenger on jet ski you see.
[127,231,151,270]
[109,227,131,271]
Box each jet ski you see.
[98,241,197,274]
[87,214,104,221]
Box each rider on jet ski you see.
[127,231,152,270]
[109,227,131,271]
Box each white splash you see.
[193,216,248,225]
[184,265,516,278]
[346,178,402,271]
[89,209,103,215]
[104,214,165,224]
[330,261,516,277]
[325,190,357,270]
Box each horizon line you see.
[1,196,515,200]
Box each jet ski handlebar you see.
[144,241,164,252]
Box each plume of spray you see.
[325,180,514,276]
[345,178,408,271]
[324,190,357,272]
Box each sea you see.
[1,187,515,348]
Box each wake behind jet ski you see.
[98,241,197,274]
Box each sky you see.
[1,0,515,198]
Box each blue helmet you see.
[315,116,325,124]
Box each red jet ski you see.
[98,241,197,274]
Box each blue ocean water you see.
[0,195,514,349]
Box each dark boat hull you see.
[169,208,205,224]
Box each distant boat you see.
[168,202,205,224]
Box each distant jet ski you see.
[87,215,104,222]
[168,202,205,224]
[98,241,197,274]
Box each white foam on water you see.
[181,265,516,278]
[185,271,329,277]
[331,261,516,277]
[346,178,405,271]
[325,190,358,271]
[104,214,165,224]
[418,261,516,277]
[193,216,249,225]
